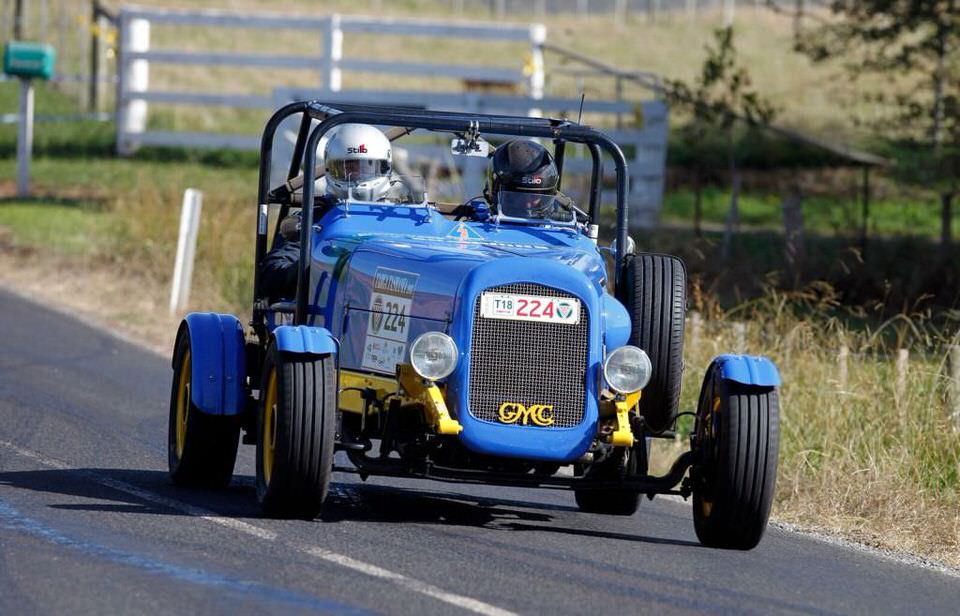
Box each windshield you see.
[497,190,574,224]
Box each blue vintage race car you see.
[167,102,782,550]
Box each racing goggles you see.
[327,158,391,183]
[497,190,573,223]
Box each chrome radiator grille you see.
[468,282,589,428]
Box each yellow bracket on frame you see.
[397,364,463,435]
[609,391,641,447]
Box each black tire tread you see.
[257,344,336,519]
[618,253,686,433]
[694,369,779,550]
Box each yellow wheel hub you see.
[262,367,278,486]
[174,349,191,459]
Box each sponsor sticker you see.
[361,267,419,374]
[480,292,581,325]
[447,222,483,241]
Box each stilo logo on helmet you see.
[521,176,543,186]
[347,144,368,154]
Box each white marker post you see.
[170,188,203,316]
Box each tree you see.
[665,27,778,257]
[797,0,959,249]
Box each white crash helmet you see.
[323,123,392,201]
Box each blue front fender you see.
[713,354,781,387]
[179,313,247,416]
[273,325,338,356]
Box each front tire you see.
[574,442,646,516]
[692,364,780,549]
[168,331,240,488]
[617,253,686,433]
[256,342,337,519]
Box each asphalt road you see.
[2,287,959,615]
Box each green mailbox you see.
[3,42,56,81]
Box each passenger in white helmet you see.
[323,123,393,202]
[259,123,396,298]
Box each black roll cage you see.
[254,101,631,338]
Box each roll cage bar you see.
[254,101,630,337]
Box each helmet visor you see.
[327,158,391,183]
[498,190,571,222]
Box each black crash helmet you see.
[485,139,559,218]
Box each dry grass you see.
[652,284,960,567]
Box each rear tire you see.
[168,331,240,488]
[256,342,337,519]
[617,253,686,433]
[692,364,780,550]
[574,442,646,516]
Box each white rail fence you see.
[115,8,545,155]
[114,6,668,228]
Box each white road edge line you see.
[0,440,517,616]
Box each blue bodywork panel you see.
[714,354,781,387]
[260,202,632,462]
[601,293,631,350]
[180,313,246,416]
[274,325,338,356]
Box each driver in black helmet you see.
[484,139,569,221]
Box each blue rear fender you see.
[178,313,247,416]
[712,354,781,387]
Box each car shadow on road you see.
[0,467,698,548]
[321,483,701,548]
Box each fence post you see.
[527,23,546,117]
[690,311,702,349]
[723,0,735,26]
[647,0,659,23]
[322,14,343,93]
[733,322,746,354]
[837,344,848,390]
[170,189,203,316]
[949,345,960,432]
[895,348,909,409]
[89,1,100,111]
[116,14,150,157]
[614,0,627,24]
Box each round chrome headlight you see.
[409,332,458,381]
[603,345,652,394]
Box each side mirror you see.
[451,137,489,157]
